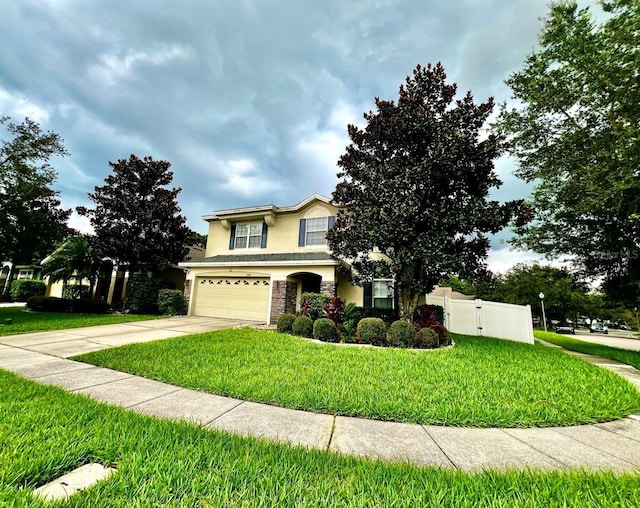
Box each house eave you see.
[202,193,336,222]
[179,259,340,268]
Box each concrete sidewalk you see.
[1,319,640,473]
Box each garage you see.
[193,276,270,321]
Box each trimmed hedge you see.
[357,317,386,346]
[128,277,175,314]
[277,313,296,334]
[414,327,439,349]
[292,316,313,338]
[10,279,46,300]
[157,289,187,316]
[386,320,416,348]
[26,295,110,314]
[313,317,339,343]
[436,325,451,346]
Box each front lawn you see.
[1,370,639,507]
[535,331,640,370]
[74,328,640,428]
[0,307,159,337]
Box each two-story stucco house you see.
[179,194,394,323]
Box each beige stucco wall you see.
[206,201,338,256]
[337,273,363,307]
[46,279,65,298]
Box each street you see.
[566,328,640,352]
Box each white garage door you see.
[193,276,270,321]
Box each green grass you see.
[1,370,639,507]
[74,328,640,428]
[535,330,640,370]
[0,307,159,336]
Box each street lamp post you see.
[539,292,547,332]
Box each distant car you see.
[590,322,608,334]
[555,323,575,335]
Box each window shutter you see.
[363,282,373,308]
[328,215,335,230]
[261,223,268,248]
[298,219,306,247]
[228,224,236,250]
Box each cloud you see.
[0,0,565,236]
[89,44,196,88]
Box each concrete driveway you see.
[0,316,257,358]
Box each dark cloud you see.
[1,0,595,269]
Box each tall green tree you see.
[0,116,72,288]
[496,0,640,306]
[494,264,588,322]
[328,62,526,319]
[41,235,102,297]
[440,275,476,296]
[77,155,191,282]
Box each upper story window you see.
[229,222,267,250]
[298,216,335,247]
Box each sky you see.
[0,0,598,273]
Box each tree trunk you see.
[398,290,420,322]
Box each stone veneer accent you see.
[270,280,299,324]
[320,281,336,297]
[284,281,298,314]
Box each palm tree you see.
[42,235,102,298]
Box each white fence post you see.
[475,298,483,336]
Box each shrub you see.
[72,299,111,314]
[301,292,331,320]
[314,317,339,342]
[414,327,439,349]
[62,284,91,300]
[339,302,363,343]
[292,316,313,338]
[413,304,444,330]
[357,317,386,346]
[157,289,187,316]
[324,296,344,325]
[27,295,63,312]
[360,306,398,324]
[10,279,46,300]
[277,313,296,334]
[26,295,110,314]
[128,277,175,314]
[436,325,451,346]
[387,320,416,348]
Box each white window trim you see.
[234,221,263,250]
[373,278,394,309]
[304,216,330,246]
[18,270,34,280]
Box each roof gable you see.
[202,194,334,222]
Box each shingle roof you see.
[186,252,336,263]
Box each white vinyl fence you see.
[425,295,534,344]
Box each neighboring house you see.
[1,261,43,295]
[428,286,475,301]
[45,245,206,305]
[180,194,394,323]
